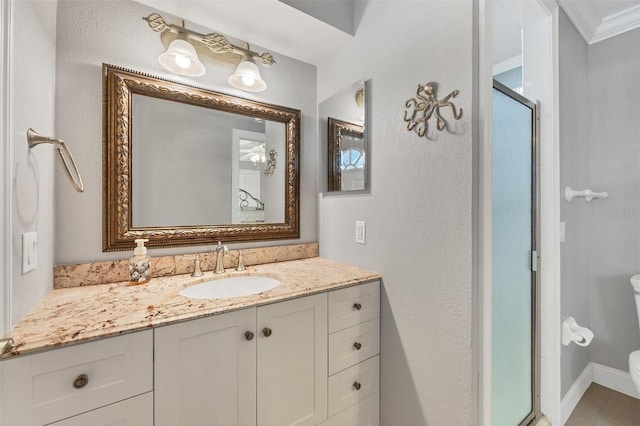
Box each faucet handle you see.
[180,254,204,277]
[236,250,246,271]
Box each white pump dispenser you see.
[129,238,151,285]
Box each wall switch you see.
[22,232,38,274]
[355,221,366,244]
[560,221,566,243]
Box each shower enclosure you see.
[492,80,540,425]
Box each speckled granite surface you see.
[3,257,380,359]
[53,243,319,288]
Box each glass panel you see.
[492,87,534,425]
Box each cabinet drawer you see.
[329,319,380,375]
[47,392,153,426]
[328,281,379,333]
[328,355,379,417]
[1,330,153,426]
[319,393,379,426]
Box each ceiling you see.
[558,0,640,44]
[493,0,640,69]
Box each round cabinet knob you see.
[245,331,254,341]
[353,381,362,391]
[73,374,89,389]
[263,327,272,337]
[353,342,362,350]
[353,303,362,311]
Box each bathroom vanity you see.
[0,257,380,426]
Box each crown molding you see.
[559,0,640,45]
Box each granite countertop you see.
[2,257,380,359]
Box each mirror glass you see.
[131,95,285,227]
[319,80,367,192]
[103,65,300,251]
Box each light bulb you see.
[241,74,256,87]
[174,55,191,69]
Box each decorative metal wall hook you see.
[403,82,462,138]
[27,128,85,192]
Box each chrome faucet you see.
[215,241,229,274]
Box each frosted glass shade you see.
[228,60,266,92]
[158,39,205,77]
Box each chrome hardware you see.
[236,250,246,271]
[353,303,362,311]
[73,374,89,389]
[180,254,203,277]
[353,381,362,391]
[0,337,16,355]
[215,241,229,274]
[27,128,84,192]
[353,342,362,350]
[263,327,272,337]
[245,331,254,341]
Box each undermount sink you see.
[179,275,281,299]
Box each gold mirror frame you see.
[102,64,300,251]
[327,117,364,191]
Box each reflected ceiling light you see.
[144,13,275,91]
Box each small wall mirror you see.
[103,65,300,251]
[319,80,368,193]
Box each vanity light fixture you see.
[143,13,275,91]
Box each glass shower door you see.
[492,80,538,425]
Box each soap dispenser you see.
[129,238,151,285]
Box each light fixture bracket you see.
[143,13,276,70]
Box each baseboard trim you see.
[561,362,640,424]
[561,363,593,425]
[592,362,640,399]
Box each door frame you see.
[492,79,541,425]
[0,0,12,336]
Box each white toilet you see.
[629,275,640,393]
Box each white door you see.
[257,293,328,426]
[154,308,257,426]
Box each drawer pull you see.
[353,381,362,391]
[73,374,89,389]
[353,303,362,311]
[245,331,254,341]
[353,342,362,350]
[263,327,272,337]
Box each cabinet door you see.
[47,392,153,426]
[154,308,257,426]
[257,293,328,426]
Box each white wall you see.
[587,27,640,372]
[559,9,591,398]
[318,1,473,423]
[54,0,317,264]
[8,0,57,326]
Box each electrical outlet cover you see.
[22,232,38,274]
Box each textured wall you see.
[559,10,591,398]
[54,0,317,264]
[9,1,57,326]
[588,28,640,372]
[317,1,473,423]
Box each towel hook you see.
[27,128,84,192]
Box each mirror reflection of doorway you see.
[231,130,266,224]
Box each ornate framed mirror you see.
[318,79,368,193]
[103,64,300,251]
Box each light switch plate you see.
[355,221,366,244]
[22,232,38,274]
[560,221,566,243]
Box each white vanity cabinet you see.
[0,330,153,426]
[323,281,380,426]
[154,292,328,426]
